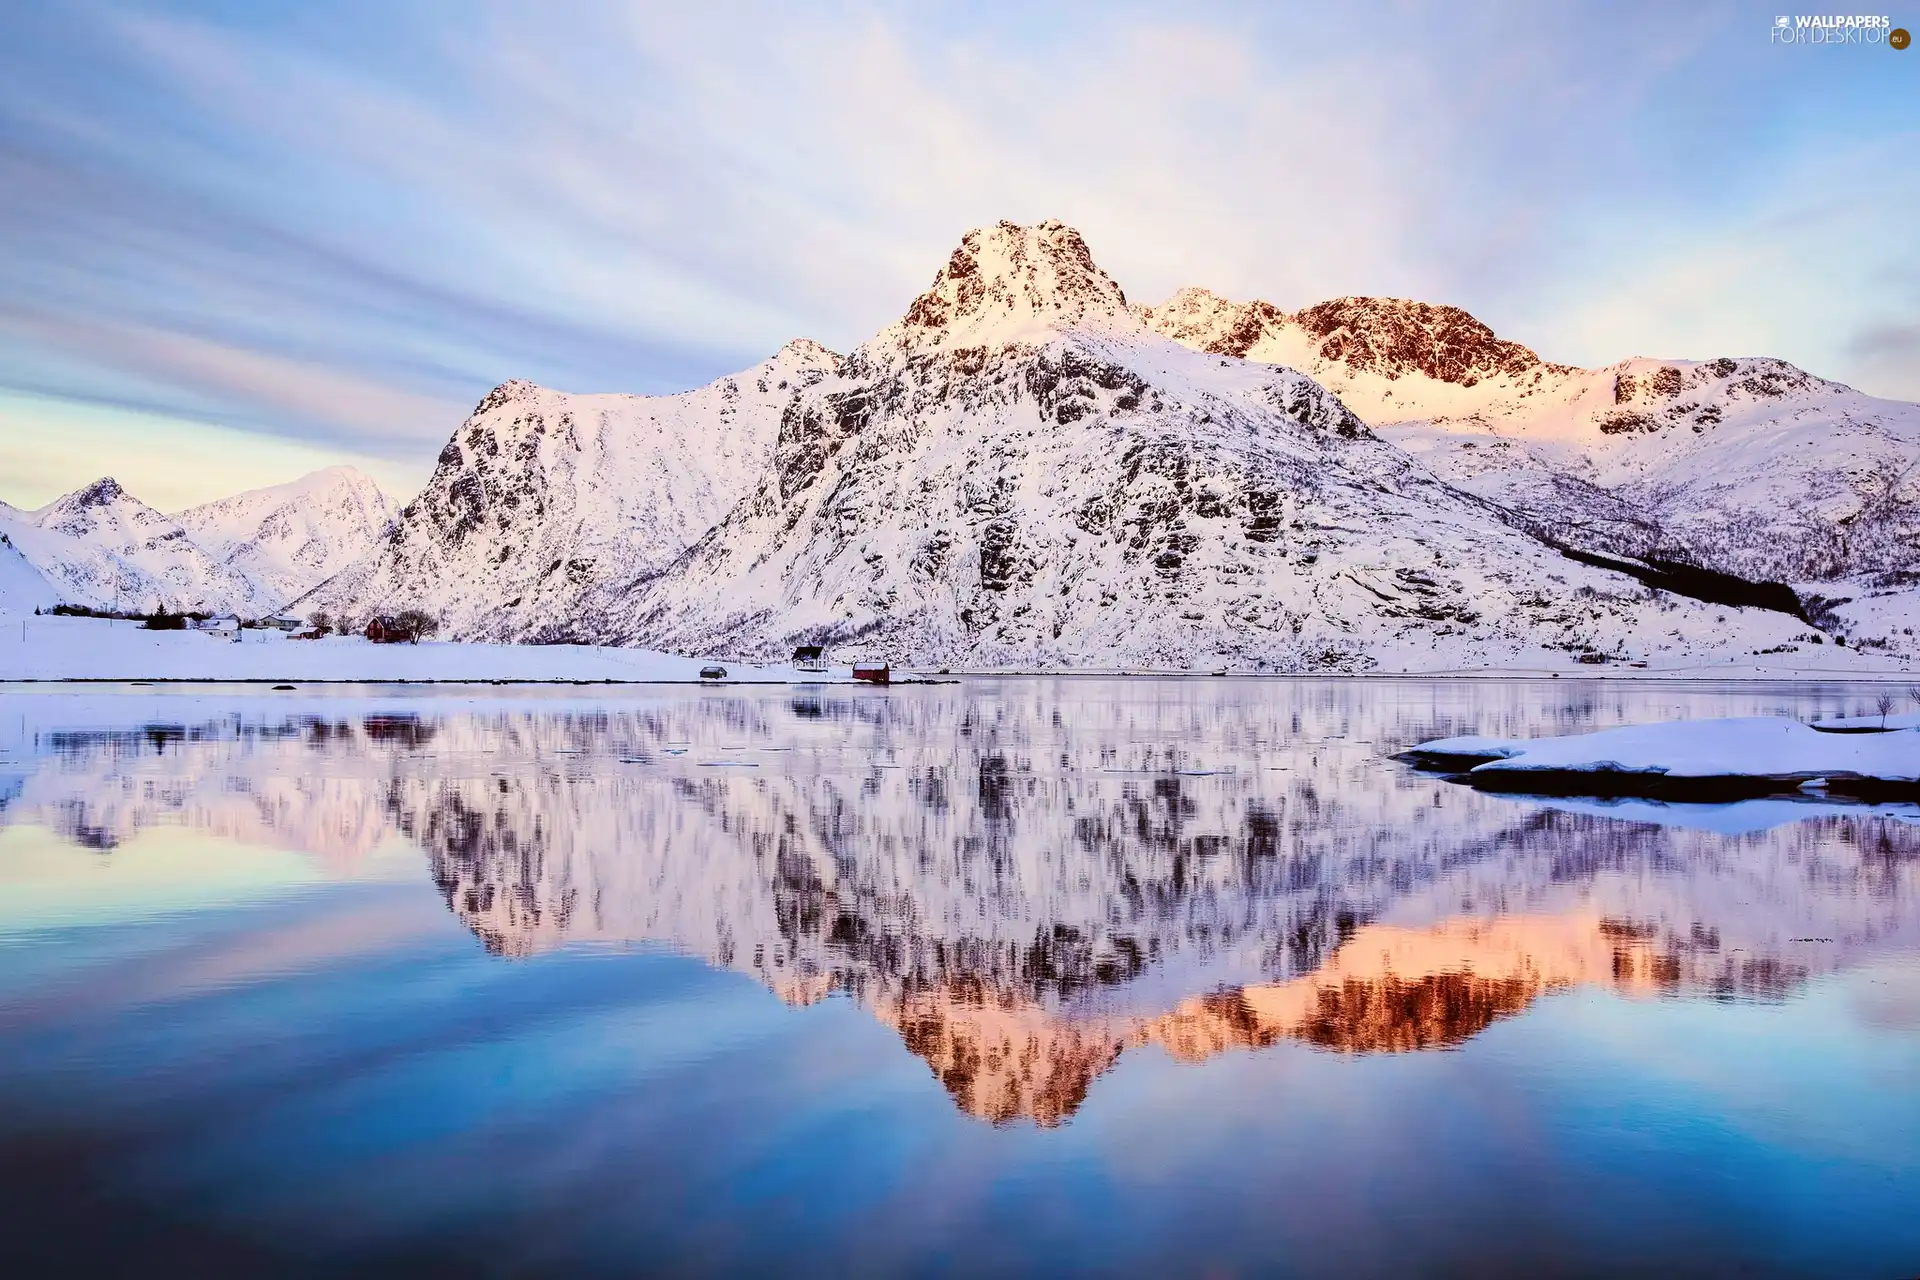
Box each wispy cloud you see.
[0,0,1913,509]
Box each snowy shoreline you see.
[2,614,1918,686]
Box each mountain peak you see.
[892,220,1132,348]
[68,477,128,510]
[773,337,842,375]
[778,336,836,360]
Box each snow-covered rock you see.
[1142,288,1920,591]
[1408,714,1920,791]
[0,478,266,615]
[304,341,840,641]
[174,466,395,611]
[585,221,1826,671]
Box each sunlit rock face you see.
[8,685,1919,1125]
[1140,285,1920,593]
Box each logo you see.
[1769,13,1899,44]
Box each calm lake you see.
[1,679,1916,1276]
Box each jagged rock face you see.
[1137,288,1555,384]
[308,341,840,640]
[1137,288,1290,360]
[0,476,265,614]
[593,224,1809,669]
[1144,286,1920,588]
[893,219,1132,349]
[1290,296,1550,384]
[175,466,395,609]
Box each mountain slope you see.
[0,524,62,613]
[175,467,395,610]
[0,479,264,614]
[308,341,840,640]
[592,221,1812,670]
[1141,288,1920,587]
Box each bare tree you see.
[307,610,332,634]
[393,609,440,645]
[1876,692,1896,728]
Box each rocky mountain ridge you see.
[301,340,840,641]
[1140,285,1920,588]
[577,221,1829,669]
[176,466,396,608]
[10,218,1917,665]
[1139,287,1561,386]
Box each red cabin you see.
[852,662,891,685]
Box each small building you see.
[852,662,890,685]
[792,644,826,673]
[261,616,302,632]
[699,665,728,680]
[365,617,391,643]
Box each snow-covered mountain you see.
[302,343,839,641]
[174,466,395,610]
[18,219,1914,666]
[0,469,397,617]
[1139,288,1920,588]
[0,523,61,614]
[0,478,266,615]
[577,221,1821,669]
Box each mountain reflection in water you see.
[6,681,1917,1126]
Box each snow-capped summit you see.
[175,466,395,610]
[56,477,133,512]
[881,220,1135,351]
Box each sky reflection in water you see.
[0,679,1916,1275]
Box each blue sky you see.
[1,0,1915,510]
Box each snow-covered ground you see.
[0,614,843,683]
[0,611,1915,682]
[1410,714,1920,784]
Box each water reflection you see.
[5,682,1917,1126]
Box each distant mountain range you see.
[5,219,1916,669]
[0,466,392,618]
